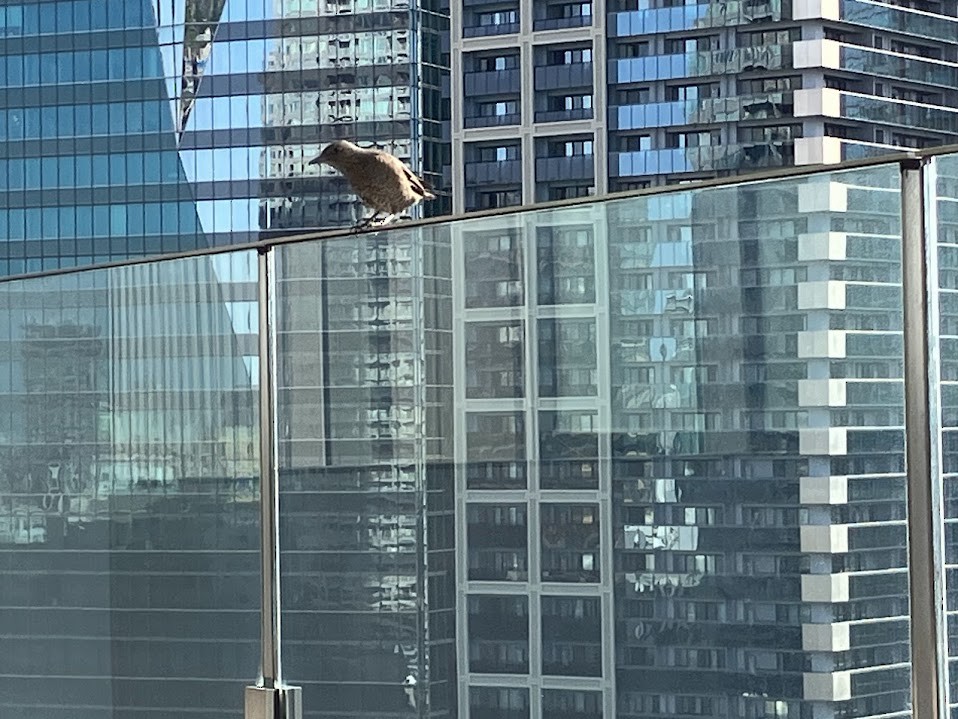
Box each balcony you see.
[464,109,521,128]
[610,142,796,176]
[535,154,595,181]
[2,148,958,718]
[534,61,594,90]
[795,87,958,136]
[794,38,958,88]
[534,0,593,30]
[833,0,957,44]
[610,91,794,130]
[536,107,594,123]
[463,21,521,37]
[609,0,785,36]
[464,68,522,95]
[465,158,523,183]
[610,43,792,83]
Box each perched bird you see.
[309,140,435,229]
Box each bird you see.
[309,140,436,230]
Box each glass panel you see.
[0,250,260,718]
[274,163,910,718]
[276,232,457,717]
[608,165,909,717]
[930,152,958,713]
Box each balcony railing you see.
[533,14,592,31]
[4,146,958,719]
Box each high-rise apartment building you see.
[450,0,958,210]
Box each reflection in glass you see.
[468,594,530,674]
[541,504,601,583]
[541,596,602,676]
[275,231,456,718]
[542,689,603,719]
[608,166,910,717]
[471,686,530,719]
[0,251,260,718]
[466,320,525,399]
[539,410,599,490]
[467,411,527,489]
[930,153,958,712]
[468,503,529,581]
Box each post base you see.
[245,685,302,719]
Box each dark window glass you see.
[467,503,528,579]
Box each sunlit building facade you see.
[450,0,958,210]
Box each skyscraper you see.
[0,1,450,717]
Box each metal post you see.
[246,246,302,719]
[901,158,947,719]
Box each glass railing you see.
[4,149,958,719]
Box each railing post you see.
[901,157,947,719]
[246,246,302,719]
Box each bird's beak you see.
[308,154,324,166]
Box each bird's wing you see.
[375,151,436,199]
[402,166,436,200]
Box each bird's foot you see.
[370,214,397,227]
[352,215,377,231]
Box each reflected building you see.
[0,254,262,718]
[452,166,910,719]
[275,232,457,719]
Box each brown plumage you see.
[309,140,436,228]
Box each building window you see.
[465,409,526,486]
[547,2,593,18]
[476,54,519,71]
[549,47,593,64]
[477,9,518,25]
[476,189,522,209]
[738,124,803,142]
[477,99,519,117]
[471,688,530,719]
[738,75,802,93]
[737,27,801,46]
[541,596,603,676]
[542,689,603,719]
[666,82,719,101]
[547,185,595,200]
[468,595,530,674]
[549,94,592,111]
[465,321,524,398]
[664,36,717,53]
[617,41,650,58]
[541,504,601,582]
[666,130,721,148]
[475,144,520,162]
[539,410,599,489]
[467,503,529,579]
[618,135,652,151]
[538,319,598,397]
[547,139,594,156]
[615,86,651,104]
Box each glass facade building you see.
[0,0,450,718]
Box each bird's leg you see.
[371,213,397,227]
[353,211,381,231]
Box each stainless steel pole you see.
[246,246,301,719]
